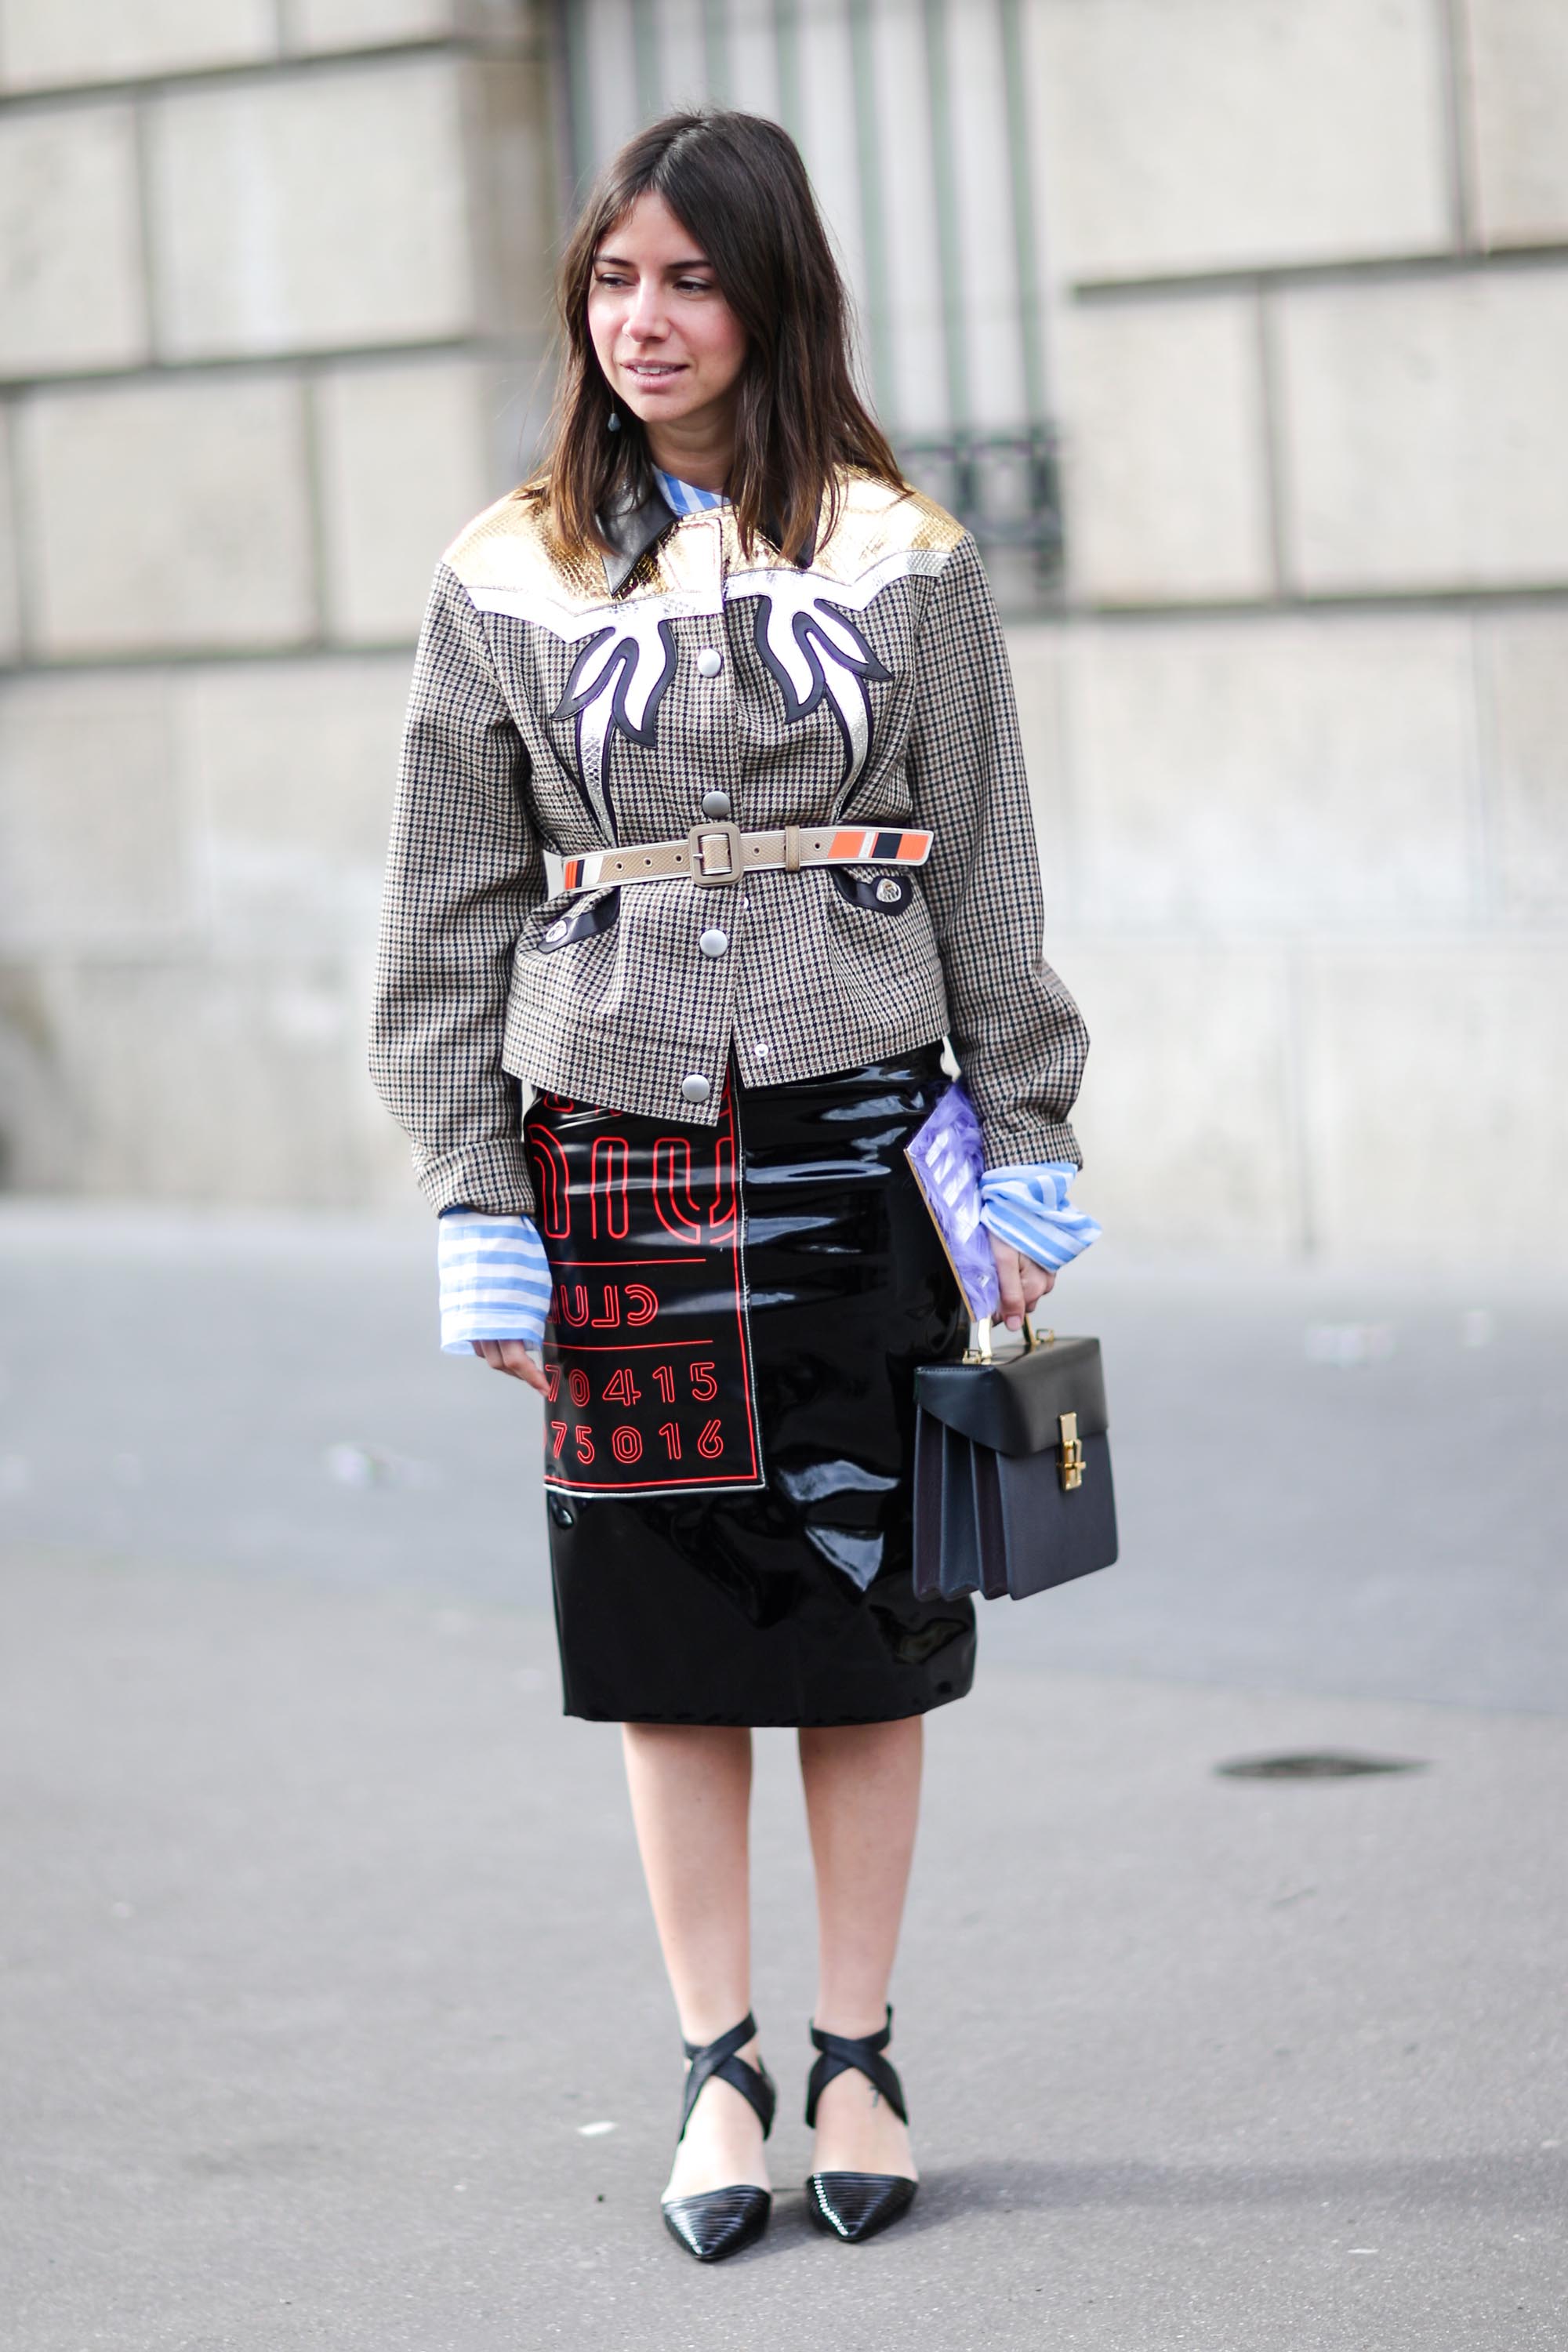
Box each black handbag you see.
[913,1320,1118,1602]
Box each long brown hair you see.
[544,110,905,565]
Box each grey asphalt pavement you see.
[2,1204,1565,2350]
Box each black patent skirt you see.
[523,1042,976,1726]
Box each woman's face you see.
[587,191,748,456]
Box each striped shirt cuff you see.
[978,1163,1102,1274]
[437,1210,552,1355]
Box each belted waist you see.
[562,822,933,894]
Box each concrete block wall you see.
[1019,0,1568,1265]
[0,0,554,1203]
[1,0,1563,1271]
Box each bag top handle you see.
[963,1311,1054,1366]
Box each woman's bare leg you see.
[797,1715,923,2177]
[621,1722,770,2198]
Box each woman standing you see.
[371,109,1094,2260]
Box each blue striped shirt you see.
[438,1210,552,1356]
[437,1166,1098,1356]
[435,467,1098,1356]
[978,1164,1102,1273]
[653,465,727,513]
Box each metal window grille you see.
[553,0,1063,606]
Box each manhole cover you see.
[1215,1750,1427,1780]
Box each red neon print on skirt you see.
[525,1071,764,1498]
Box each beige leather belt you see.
[562,822,932,894]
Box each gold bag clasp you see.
[1058,1410,1085,1491]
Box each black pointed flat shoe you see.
[802,2007,919,2244]
[806,2168,918,2243]
[662,2181,772,2262]
[660,2013,775,2263]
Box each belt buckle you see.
[686,820,744,886]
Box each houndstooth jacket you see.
[370,466,1088,1220]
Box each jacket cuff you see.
[978,1116,1083,1175]
[415,1138,535,1219]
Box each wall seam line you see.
[1254,281,1291,599]
[129,92,162,369]
[1071,242,1568,303]
[298,370,332,649]
[2,389,36,659]
[0,335,546,398]
[0,38,518,114]
[1435,0,1479,253]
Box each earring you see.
[607,407,622,434]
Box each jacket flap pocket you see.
[538,889,621,953]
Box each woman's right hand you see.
[473,1339,550,1396]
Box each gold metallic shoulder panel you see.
[833,467,967,556]
[725,467,966,593]
[442,487,614,614]
[439,466,966,635]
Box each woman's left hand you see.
[988,1232,1055,1332]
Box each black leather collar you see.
[598,476,817,594]
[599,477,678,596]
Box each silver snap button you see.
[680,1073,712,1103]
[753,1042,770,1059]
[696,648,724,677]
[545,917,568,941]
[700,789,732,819]
[875,877,903,904]
[699,927,728,958]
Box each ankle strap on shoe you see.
[678,2013,776,2143]
[805,2004,908,2126]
